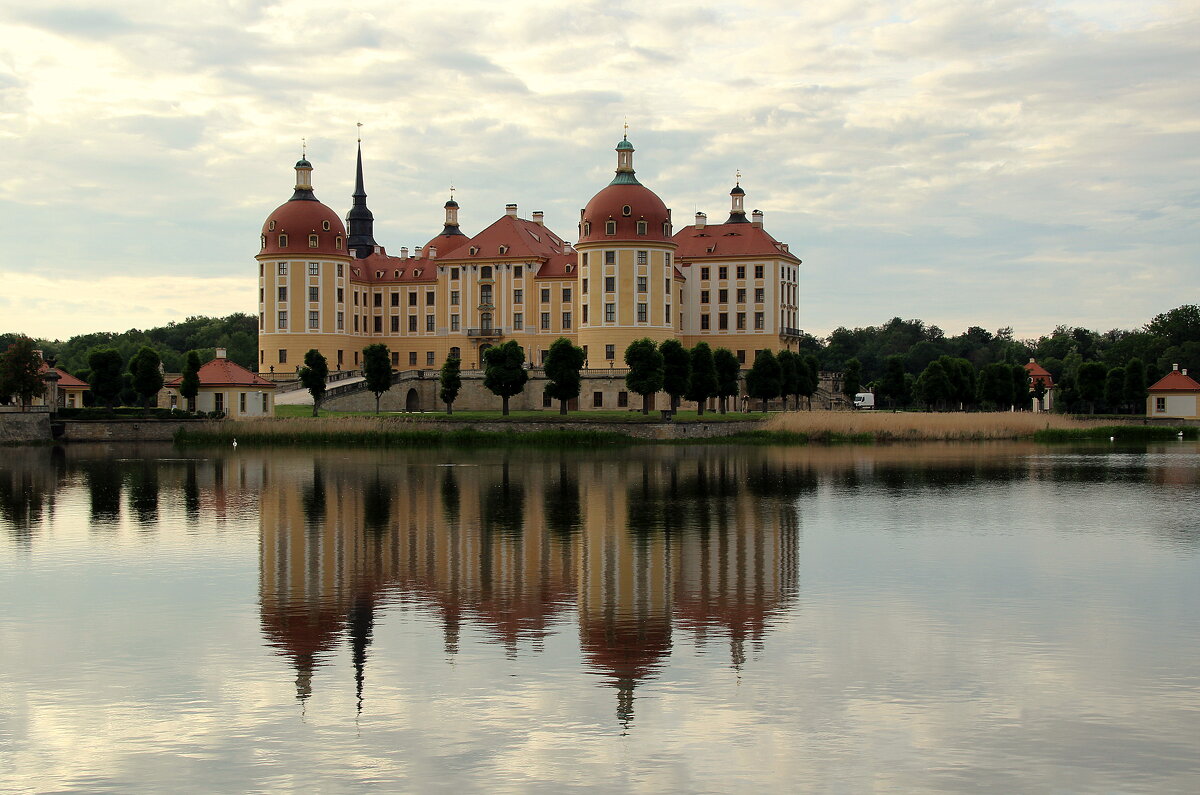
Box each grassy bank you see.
[1033,425,1197,442]
[765,411,1096,442]
[176,417,637,448]
[274,404,758,423]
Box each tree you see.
[362,344,392,414]
[543,337,585,415]
[841,357,862,404]
[1104,366,1126,413]
[1123,357,1147,411]
[659,339,691,413]
[1011,364,1029,410]
[87,348,124,408]
[685,342,718,415]
[624,338,664,415]
[0,337,44,409]
[777,350,800,410]
[1145,305,1200,348]
[801,355,820,409]
[878,355,909,408]
[713,348,740,414]
[916,360,953,410]
[129,346,163,409]
[1076,361,1107,414]
[298,349,329,417]
[439,353,462,414]
[976,362,1013,410]
[483,340,528,416]
[745,349,782,412]
[180,351,201,412]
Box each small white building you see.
[1146,364,1199,420]
[164,349,276,419]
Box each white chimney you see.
[415,246,423,257]
[1184,369,1189,376]
[1173,363,1179,371]
[400,246,409,258]
[533,210,544,225]
[695,211,706,230]
[428,246,437,259]
[751,209,763,227]
[505,203,518,217]
[216,347,227,359]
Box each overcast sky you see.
[1,0,1196,342]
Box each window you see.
[278,286,287,301]
[513,289,523,304]
[481,266,493,279]
[385,293,395,307]
[582,253,590,266]
[541,288,550,303]
[637,303,647,322]
[636,221,647,235]
[737,349,746,363]
[701,290,710,304]
[755,312,764,330]
[409,351,417,366]
[542,391,554,408]
[736,265,745,279]
[354,316,358,331]
[450,290,459,306]
[582,278,588,294]
[309,286,319,302]
[426,291,435,306]
[637,250,647,266]
[304,262,319,277]
[719,267,728,280]
[354,292,359,306]
[450,347,460,360]
[335,236,343,249]
[605,344,615,360]
[337,311,344,330]
[665,304,671,322]
[605,303,615,322]
[480,284,493,305]
[278,349,287,364]
[755,287,765,302]
[562,287,571,302]
[562,312,572,329]
[665,253,671,268]
[215,393,224,412]
[269,220,276,231]
[239,392,246,414]
[309,311,319,329]
[605,251,616,266]
[513,313,523,330]
[637,276,647,293]
[262,394,268,413]
[278,262,288,275]
[586,391,601,408]
[605,276,615,292]
[719,313,728,330]
[451,267,460,280]
[605,220,616,235]
[390,316,399,332]
[719,289,728,303]
[391,351,399,366]
[737,288,746,303]
[427,351,435,366]
[700,267,709,281]
[372,293,381,307]
[374,316,382,333]
[450,314,460,331]
[408,292,417,307]
[700,314,710,330]
[259,311,264,328]
[308,234,319,248]
[336,263,344,278]
[321,220,330,232]
[426,315,435,332]
[278,234,288,247]
[278,311,287,329]
[1156,397,1166,412]
[582,305,588,323]
[514,265,523,278]
[755,265,764,278]
[337,287,344,303]
[618,391,628,407]
[665,278,671,293]
[408,316,417,332]
[541,312,550,329]
[737,312,746,330]
[540,350,549,365]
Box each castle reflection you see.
[257,448,807,724]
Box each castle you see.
[256,135,802,382]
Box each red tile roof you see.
[444,214,570,262]
[1148,369,1200,392]
[38,363,88,388]
[1024,360,1054,387]
[354,250,439,284]
[533,251,578,279]
[165,358,274,388]
[672,222,800,263]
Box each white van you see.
[853,392,875,410]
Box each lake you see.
[2,441,1198,793]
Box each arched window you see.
[308,234,319,247]
[481,312,493,330]
[636,221,647,235]
[583,222,591,236]
[605,220,616,235]
[260,235,266,249]
[449,346,461,360]
[335,236,343,249]
[278,234,288,247]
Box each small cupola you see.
[726,174,749,223]
[442,193,465,236]
[610,130,641,186]
[290,143,317,202]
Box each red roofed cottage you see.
[164,349,276,419]
[1146,364,1199,420]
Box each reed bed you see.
[763,411,1091,442]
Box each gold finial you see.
[736,169,741,186]
[623,116,629,140]
[301,137,306,158]
[449,182,455,200]
[356,122,362,143]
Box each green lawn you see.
[274,404,762,423]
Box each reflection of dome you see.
[579,616,672,726]
[259,605,345,700]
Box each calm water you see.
[1,441,1198,793]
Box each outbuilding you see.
[1146,364,1199,420]
[164,348,276,419]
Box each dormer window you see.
[269,220,276,231]
[636,221,647,235]
[584,221,591,236]
[565,264,573,273]
[414,269,422,278]
[308,234,319,247]
[394,270,401,278]
[662,222,671,236]
[376,270,384,278]
[278,234,288,247]
[622,205,632,217]
[335,236,343,249]
[605,220,616,235]
[469,246,479,256]
[322,220,330,231]
[260,235,266,250]
[499,245,508,255]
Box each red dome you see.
[579,183,672,244]
[260,199,348,258]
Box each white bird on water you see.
[1109,436,1115,442]
[232,438,238,448]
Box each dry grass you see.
[763,410,1090,441]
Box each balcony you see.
[467,328,503,338]
[780,326,802,338]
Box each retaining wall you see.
[0,413,51,444]
[57,419,212,442]
[390,419,764,440]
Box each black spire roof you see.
[346,141,377,257]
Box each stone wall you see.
[0,412,51,444]
[57,419,211,442]
[389,419,764,440]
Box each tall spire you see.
[346,124,377,258]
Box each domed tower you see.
[575,135,678,367]
[257,154,352,376]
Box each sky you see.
[1,0,1196,342]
